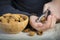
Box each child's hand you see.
[30,15,57,31]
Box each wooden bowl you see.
[0,13,29,34]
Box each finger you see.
[50,15,57,28]
[45,15,52,29]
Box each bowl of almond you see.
[0,13,29,34]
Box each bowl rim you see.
[0,13,29,24]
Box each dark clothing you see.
[0,0,51,16]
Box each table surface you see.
[0,23,60,40]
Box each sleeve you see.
[0,0,31,17]
[44,0,52,3]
